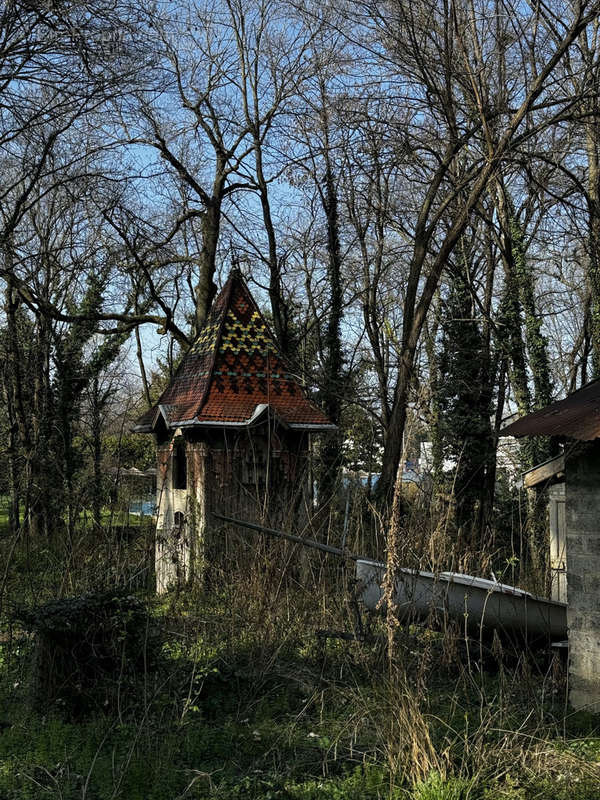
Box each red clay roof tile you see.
[134,271,333,432]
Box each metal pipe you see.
[212,513,359,561]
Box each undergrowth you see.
[1,525,600,799]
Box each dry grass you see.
[2,494,600,798]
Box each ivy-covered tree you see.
[493,200,557,587]
[434,245,494,548]
[53,271,128,534]
[495,203,555,470]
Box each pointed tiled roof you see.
[133,271,335,433]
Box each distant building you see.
[419,434,521,485]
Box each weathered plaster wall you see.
[549,482,567,603]
[186,440,209,579]
[155,439,193,593]
[565,441,600,711]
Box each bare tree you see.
[347,0,600,499]
[224,0,318,354]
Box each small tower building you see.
[133,271,334,592]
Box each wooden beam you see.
[523,454,565,488]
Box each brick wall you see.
[154,429,310,591]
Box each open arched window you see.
[173,440,187,490]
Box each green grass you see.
[0,497,155,536]
[0,633,395,799]
[2,531,600,799]
[1,600,600,800]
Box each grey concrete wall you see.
[565,441,600,711]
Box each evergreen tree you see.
[435,246,494,548]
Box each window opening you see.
[173,440,187,490]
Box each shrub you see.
[18,592,159,716]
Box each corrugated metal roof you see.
[501,379,600,440]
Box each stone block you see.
[565,535,585,554]
[566,572,583,593]
[586,537,600,556]
[565,449,600,712]
[569,679,600,712]
[583,574,600,595]
[567,610,600,631]
[566,510,600,532]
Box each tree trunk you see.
[586,119,600,377]
[136,326,152,409]
[3,377,21,534]
[4,277,35,536]
[91,374,103,531]
[194,199,221,334]
[253,136,290,355]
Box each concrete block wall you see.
[565,441,600,711]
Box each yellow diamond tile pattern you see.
[220,310,277,355]
[190,321,220,355]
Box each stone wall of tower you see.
[201,427,310,567]
[154,425,310,592]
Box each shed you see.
[133,270,335,592]
[503,379,600,710]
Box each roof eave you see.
[166,419,337,431]
[131,423,154,434]
[288,423,337,432]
